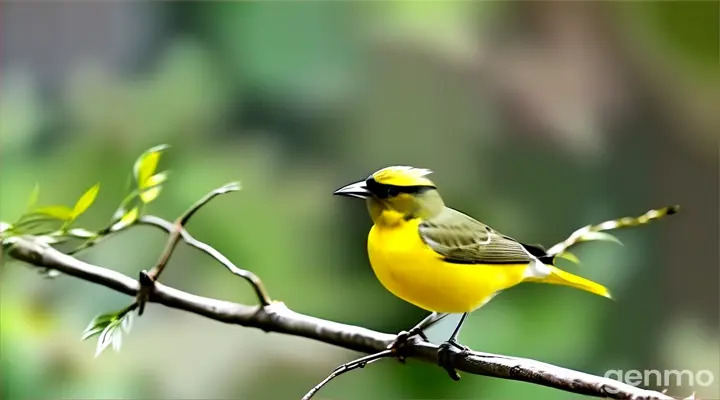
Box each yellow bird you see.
[334,166,613,377]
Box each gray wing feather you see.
[419,208,533,264]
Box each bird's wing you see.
[418,208,536,264]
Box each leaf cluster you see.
[81,306,135,357]
[1,144,171,355]
[1,145,170,251]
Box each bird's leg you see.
[387,312,448,362]
[437,312,469,381]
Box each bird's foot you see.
[437,340,468,381]
[387,327,429,363]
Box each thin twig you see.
[136,182,241,314]
[138,215,271,306]
[66,214,133,256]
[301,350,393,400]
[146,182,241,281]
[546,205,679,256]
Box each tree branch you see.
[5,236,679,400]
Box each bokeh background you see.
[1,2,718,399]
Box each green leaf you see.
[138,154,160,187]
[82,312,117,340]
[82,308,134,357]
[72,183,100,218]
[31,205,74,221]
[139,186,162,204]
[108,205,140,232]
[146,172,169,187]
[36,235,64,245]
[16,213,63,225]
[111,207,139,231]
[112,328,123,352]
[95,323,115,357]
[121,312,133,333]
[556,251,580,265]
[580,231,623,246]
[111,204,130,222]
[9,217,61,237]
[67,228,96,239]
[133,144,169,189]
[81,326,105,341]
[137,172,169,204]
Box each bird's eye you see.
[387,187,399,197]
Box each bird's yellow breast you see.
[367,218,529,314]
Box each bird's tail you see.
[540,265,613,299]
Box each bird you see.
[333,165,613,378]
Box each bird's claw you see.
[387,327,429,363]
[437,340,468,381]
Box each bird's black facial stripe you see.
[365,178,435,199]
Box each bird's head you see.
[334,166,444,223]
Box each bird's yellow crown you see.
[371,166,435,187]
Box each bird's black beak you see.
[333,180,371,199]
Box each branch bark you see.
[5,236,678,400]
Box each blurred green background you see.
[1,2,718,399]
